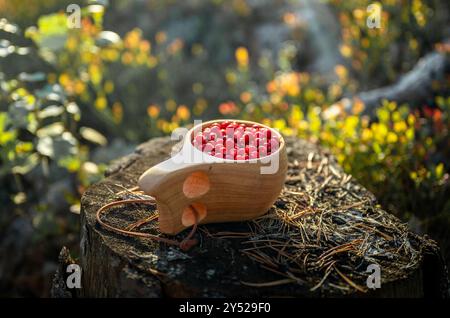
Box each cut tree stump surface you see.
[80,136,448,297]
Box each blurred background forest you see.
[0,0,449,297]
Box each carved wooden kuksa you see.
[138,120,288,235]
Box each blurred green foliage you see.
[0,0,448,296]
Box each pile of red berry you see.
[192,121,280,160]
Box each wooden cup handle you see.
[138,152,196,196]
[138,151,211,234]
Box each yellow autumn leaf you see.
[95,96,107,110]
[176,105,190,121]
[235,46,249,67]
[435,163,444,178]
[386,132,398,143]
[147,105,160,118]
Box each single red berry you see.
[195,134,205,145]
[228,147,236,154]
[243,132,251,144]
[193,140,202,150]
[225,138,234,151]
[258,146,267,157]
[220,121,230,129]
[204,143,214,154]
[236,136,245,147]
[262,128,270,139]
[248,145,257,153]
[270,138,279,151]
[248,139,257,148]
[214,144,223,154]
[228,122,238,129]
[225,127,235,139]
[233,131,241,142]
[249,151,258,159]
[210,125,219,135]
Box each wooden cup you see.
[138,120,288,234]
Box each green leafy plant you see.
[0,19,106,237]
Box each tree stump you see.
[80,136,448,297]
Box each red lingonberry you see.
[204,143,214,154]
[215,144,224,155]
[193,141,202,150]
[270,138,279,151]
[258,146,267,156]
[236,136,245,147]
[195,133,205,145]
[225,138,234,151]
[220,121,230,129]
[225,127,235,139]
[249,151,258,159]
